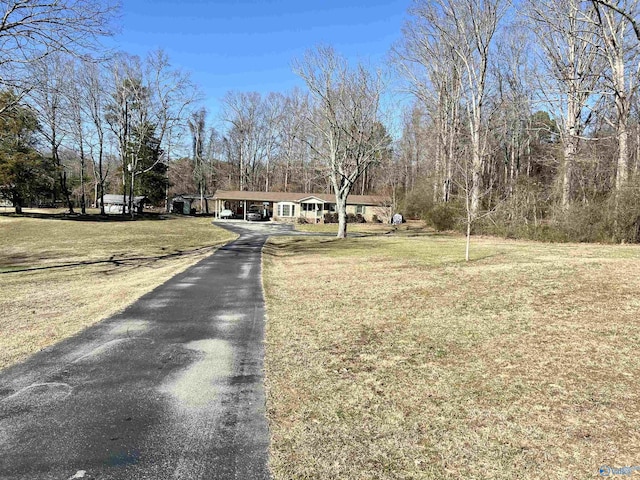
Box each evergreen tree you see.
[0,91,53,213]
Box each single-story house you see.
[98,194,148,214]
[211,190,391,223]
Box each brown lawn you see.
[0,213,236,369]
[263,232,640,480]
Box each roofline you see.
[211,190,389,206]
[297,195,326,203]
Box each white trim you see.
[297,195,325,203]
[277,202,296,217]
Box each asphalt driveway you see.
[0,222,286,479]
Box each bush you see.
[424,201,462,231]
[401,183,435,220]
[352,213,366,223]
[554,202,610,243]
[324,212,338,223]
[323,212,366,224]
[609,185,640,243]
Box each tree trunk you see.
[80,161,86,214]
[471,122,482,216]
[617,114,629,190]
[122,166,127,216]
[636,123,640,178]
[562,135,576,208]
[613,54,629,191]
[465,183,472,262]
[562,89,579,208]
[79,142,86,215]
[465,214,471,262]
[61,170,74,214]
[336,194,348,239]
[13,193,22,214]
[98,146,105,215]
[129,172,135,219]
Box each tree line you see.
[394,0,640,243]
[2,0,640,241]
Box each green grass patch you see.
[263,232,640,479]
[0,213,236,369]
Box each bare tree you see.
[80,58,109,214]
[105,54,144,215]
[221,91,283,192]
[527,0,602,207]
[591,0,640,40]
[27,53,75,212]
[0,0,119,96]
[189,107,207,212]
[590,0,640,190]
[393,11,463,203]
[64,58,88,213]
[104,51,195,216]
[398,0,507,216]
[278,88,311,192]
[293,46,387,238]
[145,49,199,211]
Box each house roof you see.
[100,194,148,205]
[211,190,389,206]
[172,194,214,201]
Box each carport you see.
[211,189,391,223]
[212,192,276,221]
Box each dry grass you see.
[295,222,398,235]
[263,233,640,479]
[0,213,236,369]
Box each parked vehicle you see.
[219,209,234,219]
[247,205,262,221]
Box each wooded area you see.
[1,0,640,242]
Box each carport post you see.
[244,200,247,221]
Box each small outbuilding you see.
[98,194,148,214]
[171,194,212,215]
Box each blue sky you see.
[109,0,412,118]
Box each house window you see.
[356,205,366,214]
[278,202,296,217]
[303,203,320,212]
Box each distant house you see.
[98,194,148,214]
[211,190,391,223]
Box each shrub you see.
[401,183,435,220]
[324,212,338,223]
[323,212,366,224]
[608,185,640,243]
[425,201,462,231]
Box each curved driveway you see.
[0,221,295,480]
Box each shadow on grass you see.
[0,212,186,222]
[0,244,223,275]
[264,232,501,265]
[263,238,350,258]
